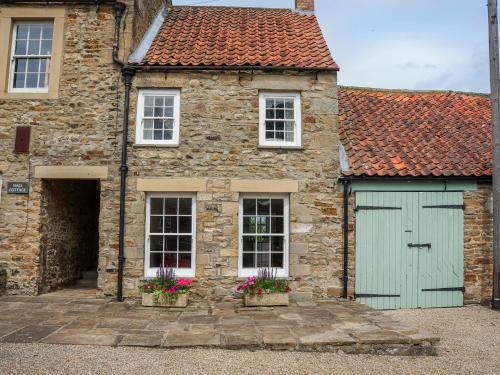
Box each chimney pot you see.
[295,0,314,13]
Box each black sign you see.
[7,182,29,194]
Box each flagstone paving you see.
[0,289,439,355]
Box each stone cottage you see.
[0,0,345,303]
[0,0,494,309]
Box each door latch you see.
[407,243,431,249]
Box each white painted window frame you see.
[238,194,289,278]
[136,89,180,146]
[9,21,53,93]
[258,92,302,148]
[144,192,196,278]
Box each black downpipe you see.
[112,1,136,301]
[117,67,135,302]
[342,178,351,299]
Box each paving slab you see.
[0,325,61,343]
[0,290,439,355]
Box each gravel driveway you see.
[0,305,498,375]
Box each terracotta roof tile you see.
[141,6,338,70]
[339,87,492,177]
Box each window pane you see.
[256,216,270,234]
[265,131,274,140]
[243,217,256,234]
[256,252,270,268]
[153,130,162,140]
[243,199,256,215]
[30,26,42,39]
[42,25,53,39]
[275,99,285,109]
[163,130,173,140]
[38,73,48,88]
[271,236,284,252]
[178,253,191,268]
[41,40,52,55]
[265,99,274,109]
[266,109,274,119]
[143,130,153,140]
[164,253,177,268]
[285,121,294,131]
[150,235,163,252]
[285,110,294,119]
[179,216,192,233]
[275,131,284,140]
[144,106,154,117]
[178,236,192,252]
[143,119,153,129]
[150,216,163,233]
[164,97,174,107]
[27,59,39,72]
[285,99,294,109]
[271,199,284,215]
[153,119,163,129]
[271,217,283,234]
[271,253,284,268]
[15,40,27,55]
[164,119,174,130]
[285,132,294,142]
[243,253,255,268]
[276,109,285,119]
[40,59,48,73]
[165,198,177,214]
[144,96,154,106]
[150,252,162,268]
[13,73,25,88]
[243,236,255,252]
[150,198,163,214]
[165,236,177,252]
[164,216,177,233]
[257,199,270,215]
[17,25,29,39]
[154,96,164,106]
[14,59,27,74]
[154,106,163,117]
[256,236,270,252]
[178,198,192,215]
[27,40,40,55]
[25,73,38,88]
[275,121,284,131]
[164,107,174,117]
[265,121,274,131]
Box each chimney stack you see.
[295,0,314,13]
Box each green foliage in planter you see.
[236,268,291,296]
[140,268,192,304]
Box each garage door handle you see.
[407,243,431,249]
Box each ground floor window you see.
[145,193,196,277]
[238,195,289,277]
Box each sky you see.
[173,0,490,93]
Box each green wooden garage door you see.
[355,191,464,309]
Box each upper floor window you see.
[259,92,302,148]
[9,22,53,92]
[136,89,180,146]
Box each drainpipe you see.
[112,1,136,301]
[342,178,351,299]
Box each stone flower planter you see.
[244,293,289,307]
[142,292,189,307]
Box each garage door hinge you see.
[354,206,402,212]
[422,204,465,210]
[421,287,465,292]
[354,293,401,298]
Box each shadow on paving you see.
[0,289,439,355]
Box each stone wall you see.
[39,180,100,293]
[108,70,341,302]
[0,4,121,295]
[464,182,493,304]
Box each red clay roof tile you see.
[339,87,492,177]
[141,6,338,70]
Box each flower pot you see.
[244,293,289,307]
[142,292,189,307]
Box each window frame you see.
[8,21,53,94]
[258,92,302,148]
[135,89,181,146]
[144,192,196,278]
[238,194,290,278]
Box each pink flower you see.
[176,279,193,287]
[169,287,175,293]
[257,288,263,295]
